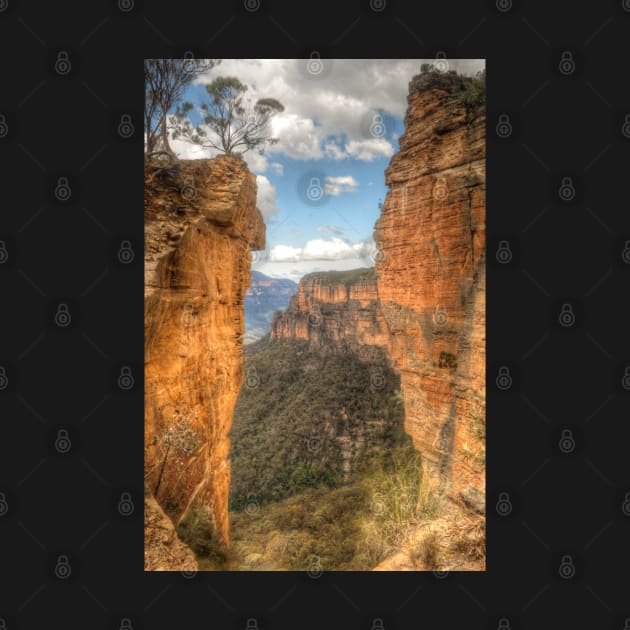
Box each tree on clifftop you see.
[144,58,221,158]
[171,76,284,156]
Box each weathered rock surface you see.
[144,155,264,562]
[144,492,198,572]
[270,267,391,360]
[374,72,486,502]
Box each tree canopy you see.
[171,76,284,156]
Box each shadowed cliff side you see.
[374,71,486,512]
[144,155,264,569]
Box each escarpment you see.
[144,155,264,568]
[374,72,486,504]
[270,267,391,360]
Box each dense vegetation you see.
[229,337,406,511]
[303,267,375,287]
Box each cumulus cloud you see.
[270,162,284,176]
[269,237,372,262]
[256,175,279,220]
[172,59,484,168]
[324,175,358,196]
[189,59,484,164]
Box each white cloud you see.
[189,59,484,164]
[270,162,284,176]
[256,175,279,220]
[324,175,358,196]
[269,237,372,262]
[345,137,394,161]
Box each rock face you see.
[374,72,486,502]
[144,154,264,560]
[270,267,391,359]
[144,491,199,571]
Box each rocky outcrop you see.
[144,492,198,571]
[270,267,391,360]
[144,154,264,561]
[374,72,486,503]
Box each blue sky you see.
[169,59,484,281]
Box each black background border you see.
[1,0,630,628]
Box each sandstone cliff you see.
[270,267,391,360]
[374,72,486,506]
[144,155,264,567]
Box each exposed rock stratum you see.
[144,155,264,569]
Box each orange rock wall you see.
[144,155,264,553]
[374,75,486,501]
[270,269,392,359]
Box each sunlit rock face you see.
[144,155,264,557]
[374,73,486,502]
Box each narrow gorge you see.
[144,69,485,571]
